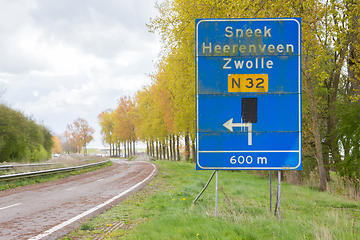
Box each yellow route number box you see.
[228,74,268,93]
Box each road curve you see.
[0,158,157,240]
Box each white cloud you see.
[0,78,9,84]
[0,0,161,148]
[113,75,150,91]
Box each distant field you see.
[81,148,147,156]
[63,160,360,240]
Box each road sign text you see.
[196,19,302,170]
[230,155,268,165]
[228,74,268,92]
[222,57,273,70]
[202,42,294,56]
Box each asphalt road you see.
[0,157,157,240]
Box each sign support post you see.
[193,170,217,204]
[215,170,218,217]
[275,170,282,221]
[270,170,272,211]
[195,18,301,219]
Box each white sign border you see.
[195,18,302,170]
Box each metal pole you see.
[215,170,218,217]
[193,170,216,203]
[270,170,272,212]
[277,170,281,222]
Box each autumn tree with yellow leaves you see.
[144,0,360,191]
[97,0,360,192]
[65,118,94,156]
[98,97,137,158]
[51,135,62,154]
[98,109,116,156]
[114,96,136,158]
[134,83,181,161]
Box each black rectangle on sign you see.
[242,98,257,123]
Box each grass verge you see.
[63,160,360,239]
[0,161,112,191]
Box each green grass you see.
[79,222,95,231]
[63,161,360,239]
[0,161,112,191]
[128,156,138,161]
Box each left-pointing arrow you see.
[223,118,252,145]
[223,118,235,132]
[223,118,252,131]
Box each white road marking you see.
[0,203,22,211]
[97,179,104,182]
[28,161,157,240]
[66,187,77,191]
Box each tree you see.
[0,104,53,162]
[60,131,77,153]
[98,109,115,155]
[41,124,54,158]
[66,118,95,156]
[113,0,360,191]
[0,104,27,161]
[114,96,137,158]
[52,135,62,154]
[335,100,360,180]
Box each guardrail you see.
[0,165,14,170]
[0,162,58,170]
[0,159,98,171]
[0,160,110,181]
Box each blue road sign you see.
[196,18,302,170]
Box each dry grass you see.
[252,169,360,202]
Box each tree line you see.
[145,0,360,191]
[98,96,135,158]
[0,92,95,161]
[98,95,184,160]
[0,104,53,162]
[97,0,360,192]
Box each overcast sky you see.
[0,0,161,149]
